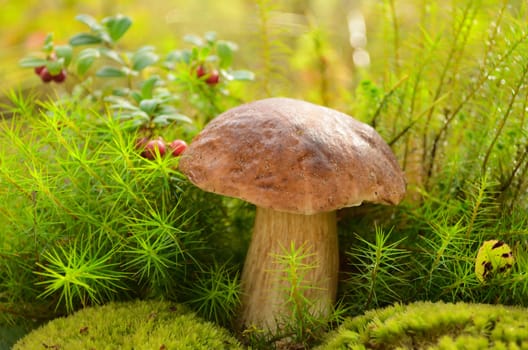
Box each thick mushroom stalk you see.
[241,207,338,329]
[178,97,406,331]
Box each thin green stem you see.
[387,0,400,75]
[256,0,272,97]
[423,1,478,187]
[481,63,528,174]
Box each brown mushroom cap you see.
[179,97,406,215]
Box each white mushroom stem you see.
[240,207,339,330]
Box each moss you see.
[317,301,528,349]
[13,300,244,350]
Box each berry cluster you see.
[136,137,188,160]
[196,65,220,85]
[34,66,67,83]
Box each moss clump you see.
[13,300,244,350]
[317,301,528,349]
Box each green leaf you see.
[55,45,73,67]
[130,91,143,104]
[152,113,192,126]
[139,99,159,115]
[46,59,64,75]
[19,56,47,68]
[120,117,149,131]
[75,14,102,31]
[228,70,255,81]
[115,110,150,130]
[216,41,234,68]
[70,33,103,46]
[151,115,172,127]
[99,48,124,64]
[118,110,149,122]
[141,76,160,99]
[156,90,178,105]
[76,48,100,75]
[132,48,159,71]
[166,49,192,64]
[184,34,204,46]
[105,96,138,110]
[198,46,213,62]
[102,15,132,43]
[168,113,193,124]
[96,66,127,78]
[43,33,54,52]
[112,87,131,97]
[204,31,217,43]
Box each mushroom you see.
[178,97,406,330]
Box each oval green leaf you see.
[216,41,234,68]
[55,45,73,67]
[19,57,47,68]
[229,70,255,81]
[183,34,204,47]
[96,66,127,78]
[132,50,159,71]
[99,48,124,64]
[153,113,192,126]
[75,14,102,31]
[139,99,159,115]
[102,15,132,43]
[46,59,64,75]
[43,33,54,52]
[70,33,103,46]
[141,76,160,99]
[76,48,100,75]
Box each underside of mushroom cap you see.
[179,97,406,215]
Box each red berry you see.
[52,69,67,83]
[205,70,220,85]
[196,65,206,78]
[142,138,166,159]
[169,139,188,157]
[39,68,53,83]
[34,66,45,75]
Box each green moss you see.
[318,301,528,349]
[13,300,244,350]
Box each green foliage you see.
[404,175,528,306]
[0,96,244,327]
[328,1,528,327]
[341,176,528,317]
[6,1,528,349]
[316,301,528,349]
[3,13,256,336]
[352,1,528,208]
[275,242,327,346]
[244,243,346,349]
[19,14,254,132]
[36,234,126,313]
[185,263,241,327]
[252,0,292,97]
[13,300,244,350]
[344,227,410,313]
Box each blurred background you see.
[1,0,369,102]
[5,0,519,101]
[2,0,527,199]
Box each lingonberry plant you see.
[19,14,254,135]
[22,37,72,84]
[4,13,255,345]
